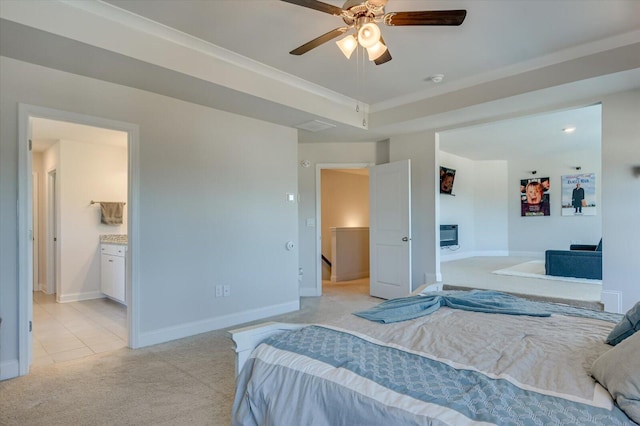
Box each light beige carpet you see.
[0,280,379,426]
[440,256,602,303]
[0,266,603,425]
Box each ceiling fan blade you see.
[280,0,344,16]
[384,10,467,26]
[290,27,349,55]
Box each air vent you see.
[294,120,336,132]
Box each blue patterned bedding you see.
[232,298,635,425]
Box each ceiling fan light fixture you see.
[357,22,381,48]
[336,34,358,59]
[366,40,387,61]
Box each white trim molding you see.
[314,163,374,297]
[601,290,622,314]
[299,287,320,297]
[0,0,364,128]
[16,103,140,378]
[57,291,105,303]
[138,300,300,348]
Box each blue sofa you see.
[545,239,602,280]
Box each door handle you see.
[402,237,409,242]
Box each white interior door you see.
[369,160,411,299]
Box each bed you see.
[229,290,640,425]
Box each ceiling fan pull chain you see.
[361,47,367,127]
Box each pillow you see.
[591,332,640,423]
[606,301,640,345]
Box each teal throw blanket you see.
[354,290,622,324]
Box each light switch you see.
[306,218,315,227]
[286,193,296,202]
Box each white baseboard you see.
[299,287,320,297]
[601,290,622,313]
[427,272,440,284]
[508,251,545,259]
[137,299,300,348]
[439,250,472,262]
[331,271,369,282]
[440,250,510,262]
[1,359,20,381]
[57,291,105,303]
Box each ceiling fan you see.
[281,0,467,65]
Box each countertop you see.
[100,234,128,245]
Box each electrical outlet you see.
[215,285,223,298]
[223,285,230,297]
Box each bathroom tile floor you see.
[32,292,127,367]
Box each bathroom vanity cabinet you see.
[101,243,126,305]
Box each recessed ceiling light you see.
[563,127,576,133]
[425,74,444,83]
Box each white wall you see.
[439,153,475,260]
[1,56,300,378]
[390,131,439,288]
[601,89,640,312]
[508,149,601,255]
[297,141,389,295]
[56,139,127,302]
[474,161,509,254]
[438,153,509,261]
[438,146,601,260]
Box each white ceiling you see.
[2,0,639,158]
[103,0,640,106]
[440,103,601,161]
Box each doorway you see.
[316,163,371,296]
[436,105,603,303]
[17,104,140,376]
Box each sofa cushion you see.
[569,244,597,251]
[544,249,602,280]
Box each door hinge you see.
[29,139,32,151]
[29,321,32,332]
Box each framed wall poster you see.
[561,173,596,216]
[440,166,456,195]
[520,177,550,216]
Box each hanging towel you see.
[100,202,124,225]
